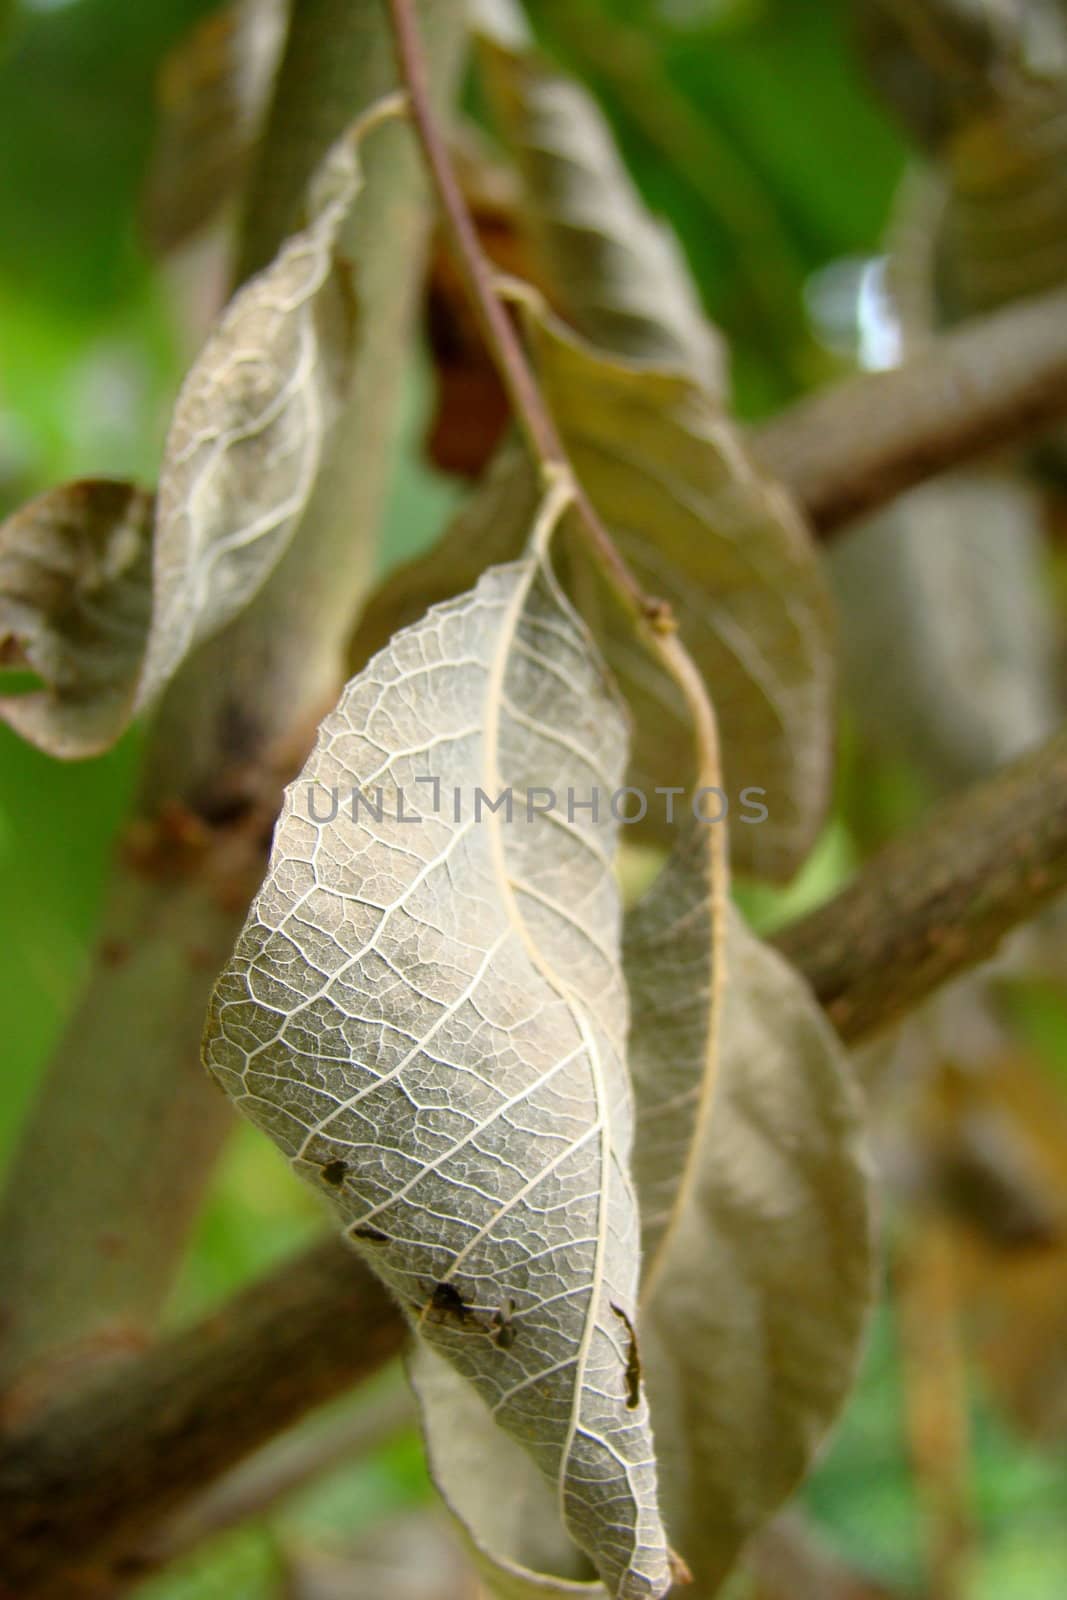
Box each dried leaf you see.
[471,0,725,395]
[831,472,1061,790]
[350,443,733,1238]
[357,305,833,884]
[349,448,540,673]
[142,0,287,252]
[414,1342,604,1599]
[405,526,729,1598]
[529,307,834,882]
[0,103,397,757]
[857,0,1051,150]
[939,86,1067,316]
[425,131,537,478]
[641,912,872,1595]
[624,811,725,1288]
[414,913,872,1597]
[134,102,388,713]
[204,480,674,1600]
[0,481,153,757]
[869,0,1067,329]
[621,626,727,1287]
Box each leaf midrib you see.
[474,492,616,1528]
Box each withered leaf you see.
[204,480,674,1600]
[471,0,725,394]
[831,472,1061,790]
[639,912,872,1594]
[624,808,725,1288]
[528,307,834,882]
[414,913,872,1598]
[0,481,153,758]
[142,0,286,252]
[134,100,395,713]
[0,102,398,758]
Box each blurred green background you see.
[2,1,1066,1595]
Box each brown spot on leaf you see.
[430,1280,468,1317]
[611,1302,642,1409]
[490,1296,517,1350]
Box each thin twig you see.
[387,0,667,629]
[388,0,563,471]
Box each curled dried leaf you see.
[0,481,153,757]
[134,100,398,713]
[832,473,1061,790]
[142,0,286,252]
[204,483,673,1600]
[0,101,400,759]
[471,0,725,395]
[527,306,834,882]
[640,912,872,1594]
[415,913,872,1598]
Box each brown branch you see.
[752,286,1067,536]
[2,725,1066,1598]
[0,1241,403,1600]
[134,1383,413,1576]
[772,726,1067,1044]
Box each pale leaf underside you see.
[133,104,382,712]
[204,490,673,1600]
[416,911,872,1598]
